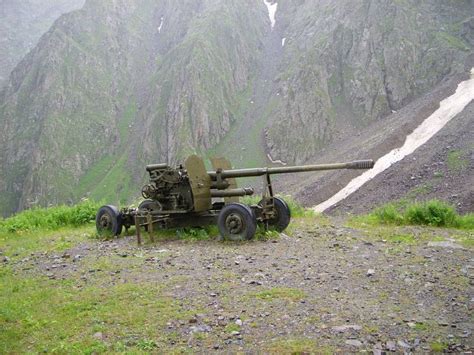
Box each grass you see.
[251,287,306,301]
[446,150,469,172]
[0,200,101,233]
[0,268,194,353]
[0,195,316,244]
[413,322,429,331]
[356,199,474,230]
[265,338,333,354]
[430,340,449,352]
[436,31,470,51]
[0,197,315,352]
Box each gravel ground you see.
[7,218,474,353]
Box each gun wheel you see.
[138,199,162,232]
[259,197,291,232]
[218,203,257,241]
[96,205,123,237]
[138,199,162,212]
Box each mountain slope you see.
[0,0,472,216]
[0,0,267,216]
[265,0,472,163]
[0,0,85,88]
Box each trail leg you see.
[147,214,155,243]
[135,216,142,245]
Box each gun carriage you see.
[96,155,374,241]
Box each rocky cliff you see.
[0,0,267,215]
[266,0,472,163]
[0,0,472,216]
[0,0,85,88]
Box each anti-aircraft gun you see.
[96,155,374,241]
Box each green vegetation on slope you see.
[357,199,474,230]
[0,200,100,233]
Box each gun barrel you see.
[208,160,374,179]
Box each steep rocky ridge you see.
[0,0,85,88]
[266,0,472,163]
[0,0,267,216]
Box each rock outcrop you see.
[266,0,472,162]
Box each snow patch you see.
[158,16,164,33]
[313,68,474,213]
[263,0,277,29]
[281,37,286,46]
[267,153,287,166]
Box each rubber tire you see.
[96,205,123,236]
[217,203,257,241]
[260,197,291,232]
[138,199,161,212]
[138,199,161,232]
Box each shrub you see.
[373,204,404,225]
[365,199,472,230]
[457,213,474,230]
[405,200,457,227]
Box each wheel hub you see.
[226,213,243,234]
[99,214,111,228]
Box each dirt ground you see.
[7,217,473,353]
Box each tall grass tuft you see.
[405,200,457,227]
[366,199,473,230]
[0,200,101,233]
[373,203,404,225]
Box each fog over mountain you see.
[0,0,85,88]
[0,0,472,216]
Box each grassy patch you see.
[430,340,449,352]
[224,323,241,333]
[252,287,306,301]
[0,200,100,233]
[176,226,218,241]
[447,150,469,172]
[356,200,474,230]
[0,269,194,353]
[265,338,332,353]
[413,322,429,331]
[0,226,95,261]
[388,233,417,245]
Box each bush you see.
[0,200,101,233]
[457,213,474,230]
[366,199,472,229]
[405,200,457,227]
[373,204,404,225]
